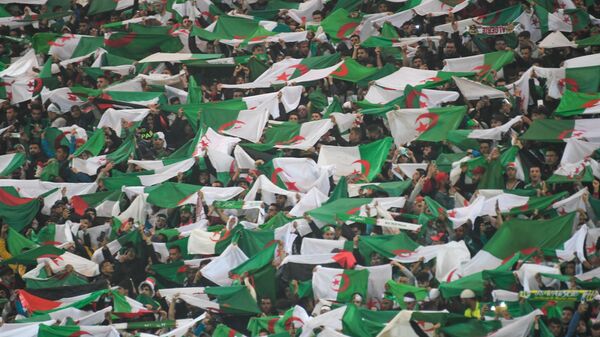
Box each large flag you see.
[312,266,369,303]
[434,5,523,33]
[245,119,334,151]
[37,324,119,337]
[442,51,515,80]
[47,34,103,61]
[70,190,122,217]
[554,90,600,116]
[102,158,196,190]
[260,157,332,194]
[221,54,342,89]
[459,213,576,276]
[96,108,149,135]
[198,103,270,143]
[0,152,25,176]
[72,136,136,176]
[103,28,184,60]
[88,0,134,15]
[0,188,42,231]
[318,138,393,182]
[520,118,600,142]
[374,67,471,91]
[386,106,467,146]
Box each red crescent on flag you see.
[285,316,305,330]
[559,78,579,92]
[104,32,137,48]
[557,129,585,140]
[336,22,359,39]
[288,64,309,75]
[275,135,306,146]
[69,332,93,337]
[249,35,270,42]
[393,249,416,258]
[271,167,284,184]
[445,268,459,282]
[332,273,350,293]
[209,231,221,242]
[330,63,349,77]
[583,99,600,109]
[471,65,492,77]
[405,90,430,108]
[415,113,439,133]
[351,159,371,177]
[177,265,189,273]
[346,206,362,214]
[267,318,279,332]
[27,78,43,93]
[217,120,245,133]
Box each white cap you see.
[460,289,476,299]
[342,101,352,109]
[427,288,440,301]
[154,131,167,148]
[47,103,62,114]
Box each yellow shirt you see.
[464,302,481,319]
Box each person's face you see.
[180,210,191,222]
[352,297,362,306]
[275,195,287,205]
[169,248,182,262]
[506,167,517,179]
[577,320,587,334]
[79,22,88,32]
[102,261,114,274]
[253,46,264,55]
[153,138,164,149]
[299,42,309,54]
[545,150,558,166]
[260,298,272,313]
[350,36,360,45]
[495,40,507,51]
[413,58,423,68]
[522,48,531,60]
[5,108,16,121]
[29,144,40,155]
[444,42,456,55]
[381,298,393,310]
[141,285,152,296]
[370,253,382,265]
[563,309,573,324]
[56,147,68,161]
[288,114,298,122]
[199,172,210,183]
[564,263,575,276]
[155,216,166,229]
[310,113,321,121]
[267,205,277,217]
[378,3,389,12]
[97,77,108,88]
[550,323,562,337]
[31,109,42,120]
[233,91,244,99]
[312,13,322,22]
[454,226,465,239]
[349,129,361,143]
[323,231,335,240]
[529,167,541,182]
[79,219,90,230]
[357,48,368,60]
[518,35,529,47]
[405,301,416,310]
[479,142,490,155]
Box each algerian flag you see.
[221,54,341,89]
[318,137,393,182]
[0,49,39,78]
[91,230,142,263]
[260,157,332,194]
[97,108,149,135]
[73,129,105,157]
[244,119,333,151]
[355,264,392,303]
[287,0,323,24]
[30,223,74,247]
[112,291,153,317]
[374,67,469,91]
[145,182,243,207]
[47,34,103,61]
[200,103,270,143]
[443,51,515,80]
[561,139,600,164]
[88,0,134,15]
[5,227,38,256]
[71,190,122,217]
[434,5,522,33]
[488,310,544,337]
[0,188,42,231]
[538,65,600,99]
[103,29,184,60]
[554,90,600,116]
[548,160,596,184]
[538,31,577,48]
[0,152,25,176]
[448,116,523,148]
[212,324,246,337]
[376,310,450,337]
[72,136,136,175]
[187,228,234,255]
[453,76,506,100]
[200,245,248,286]
[459,213,576,276]
[521,118,600,142]
[386,106,466,146]
[24,251,98,279]
[319,8,362,42]
[103,158,196,189]
[308,197,406,229]
[330,58,380,83]
[191,127,240,158]
[312,266,368,303]
[37,324,119,337]
[42,87,86,111]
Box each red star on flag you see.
[276,72,291,81]
[447,210,457,218]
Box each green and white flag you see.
[47,34,103,61]
[88,0,134,15]
[246,119,333,151]
[374,67,471,91]
[442,51,515,80]
[97,108,149,135]
[554,90,600,116]
[102,158,196,190]
[521,118,600,142]
[312,266,369,303]
[0,152,25,176]
[318,138,393,182]
[37,324,120,337]
[459,213,576,277]
[70,190,122,217]
[434,5,522,33]
[386,106,467,146]
[72,136,136,175]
